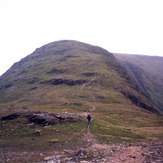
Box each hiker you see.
[87,114,92,125]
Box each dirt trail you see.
[81,58,97,90]
[80,83,87,90]
[80,59,146,162]
[80,76,97,90]
[89,106,96,112]
[83,124,97,146]
[88,58,96,65]
[79,106,95,118]
[80,58,98,148]
[81,119,146,163]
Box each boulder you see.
[26,111,81,126]
[1,111,81,126]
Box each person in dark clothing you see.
[87,114,92,125]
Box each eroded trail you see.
[81,120,146,163]
[81,58,98,90]
[83,122,97,145]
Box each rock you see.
[1,111,81,126]
[128,155,136,159]
[34,129,41,135]
[121,91,159,114]
[82,72,96,77]
[44,125,51,128]
[1,113,20,121]
[4,83,13,88]
[64,149,76,155]
[47,68,65,74]
[27,123,34,126]
[41,78,88,86]
[26,111,81,126]
[27,77,39,84]
[63,102,82,106]
[48,139,59,143]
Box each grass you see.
[0,40,163,160]
[89,105,163,143]
[0,113,88,152]
[114,53,163,112]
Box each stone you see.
[48,139,59,143]
[26,111,81,126]
[1,113,20,121]
[1,111,81,126]
[34,129,41,135]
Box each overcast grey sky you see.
[0,0,163,76]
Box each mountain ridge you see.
[114,53,163,112]
[0,40,159,114]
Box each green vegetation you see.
[114,53,163,112]
[0,40,163,158]
[90,106,163,143]
[0,112,87,152]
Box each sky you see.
[0,0,163,76]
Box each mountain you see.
[0,41,163,162]
[114,53,163,112]
[0,40,159,114]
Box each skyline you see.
[0,0,163,76]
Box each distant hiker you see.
[87,114,92,125]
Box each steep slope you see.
[0,40,158,114]
[114,53,163,112]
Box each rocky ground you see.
[0,116,163,163]
[1,141,163,162]
[1,111,163,162]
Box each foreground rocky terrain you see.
[0,110,163,162]
[0,130,163,162]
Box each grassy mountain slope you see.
[0,41,158,114]
[0,41,163,161]
[114,53,163,112]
